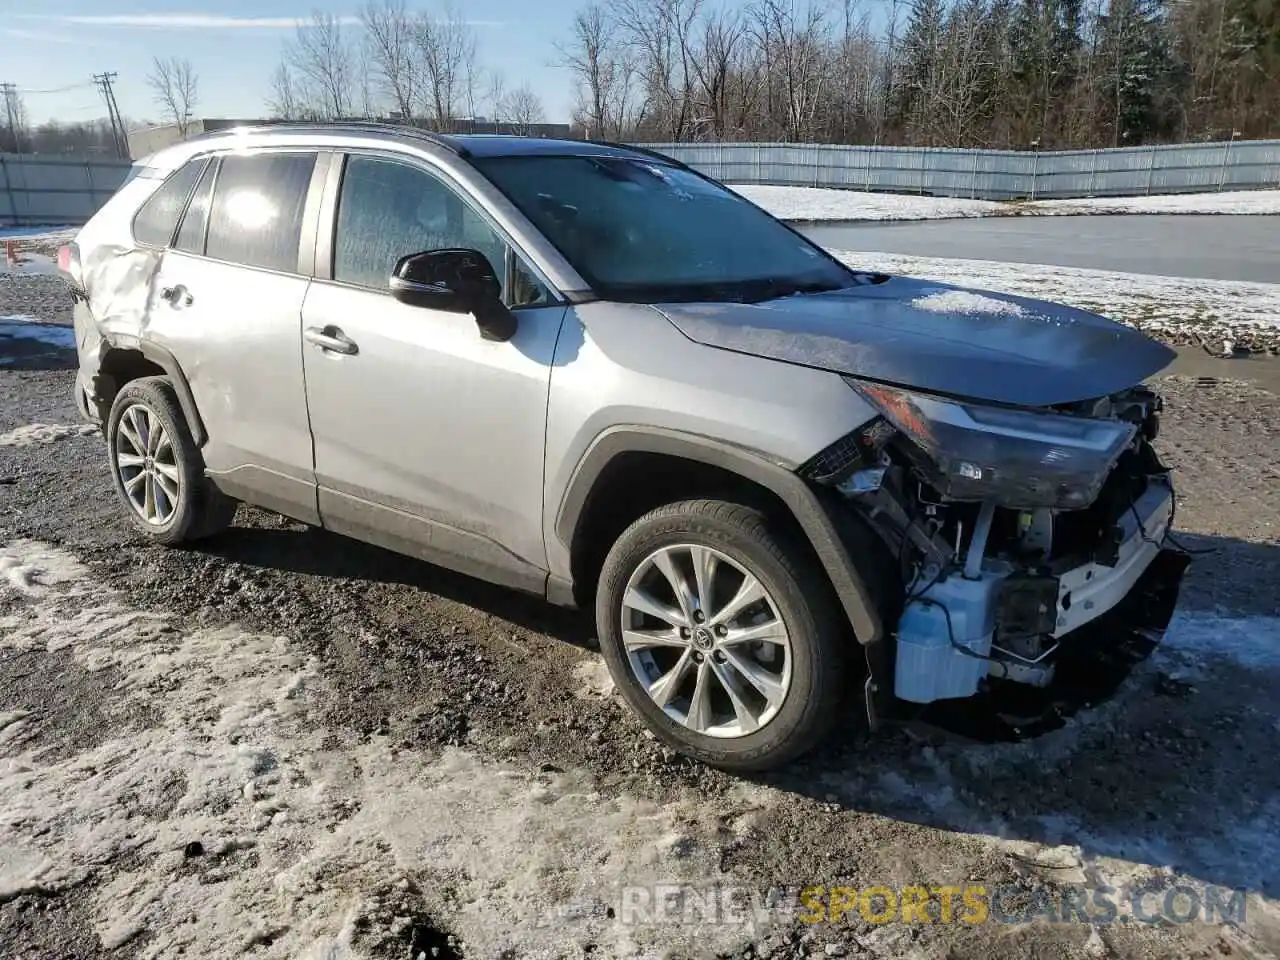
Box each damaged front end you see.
[803,378,1190,736]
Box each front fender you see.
[553,425,883,646]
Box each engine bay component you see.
[806,381,1184,711]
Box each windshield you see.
[471,155,855,303]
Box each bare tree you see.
[558,4,641,138]
[147,56,200,136]
[496,83,547,134]
[617,0,706,139]
[356,36,379,118]
[361,0,419,120]
[486,70,509,121]
[749,0,832,142]
[267,62,305,120]
[414,2,478,128]
[929,0,999,146]
[284,12,355,119]
[689,8,747,138]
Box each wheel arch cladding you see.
[555,426,883,645]
[97,339,208,447]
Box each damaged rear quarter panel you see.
[74,176,168,355]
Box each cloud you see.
[18,13,505,29]
[2,27,94,44]
[16,14,363,29]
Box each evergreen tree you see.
[893,0,946,136]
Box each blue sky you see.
[4,1,579,127]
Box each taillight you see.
[56,242,85,298]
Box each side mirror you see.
[389,248,517,342]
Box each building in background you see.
[126,118,268,158]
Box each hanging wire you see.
[16,81,98,96]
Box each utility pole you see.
[94,72,130,159]
[1,82,22,153]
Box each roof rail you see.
[587,140,691,170]
[191,120,470,157]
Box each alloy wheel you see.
[114,403,181,526]
[620,543,793,738]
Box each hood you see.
[654,276,1175,407]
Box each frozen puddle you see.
[0,315,77,366]
[0,539,770,959]
[0,316,76,349]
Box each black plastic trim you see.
[98,338,208,448]
[585,140,694,171]
[554,426,883,644]
[297,151,333,278]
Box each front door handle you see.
[304,325,359,356]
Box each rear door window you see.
[205,153,316,273]
[173,158,218,255]
[132,158,206,247]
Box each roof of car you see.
[448,134,663,159]
[181,122,680,165]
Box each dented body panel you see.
[147,252,317,520]
[655,278,1176,407]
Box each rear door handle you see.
[304,325,359,356]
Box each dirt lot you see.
[2,271,1279,960]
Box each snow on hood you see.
[655,275,1175,407]
[911,289,1026,317]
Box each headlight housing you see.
[846,378,1136,509]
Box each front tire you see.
[106,376,236,545]
[595,499,848,772]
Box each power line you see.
[17,81,97,96]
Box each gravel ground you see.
[1,275,1279,959]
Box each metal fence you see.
[0,153,132,226]
[3,138,1278,226]
[638,139,1280,201]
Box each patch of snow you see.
[0,424,98,447]
[4,537,1279,951]
[834,250,1280,349]
[733,184,1006,222]
[0,317,77,350]
[897,613,1280,907]
[734,184,1280,222]
[0,541,89,592]
[1157,610,1280,674]
[0,539,779,958]
[1028,189,1280,216]
[911,289,1026,317]
[0,556,42,593]
[572,655,615,699]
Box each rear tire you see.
[106,376,236,546]
[595,499,848,772]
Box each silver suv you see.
[61,123,1188,770]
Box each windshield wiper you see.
[735,278,846,303]
[599,278,846,305]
